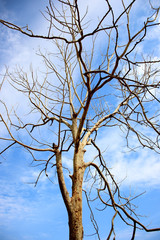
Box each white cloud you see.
[20,169,47,184]
[85,128,160,189]
[149,0,160,9]
[0,180,35,226]
[111,150,160,188]
[116,227,160,240]
[0,164,62,227]
[62,155,73,170]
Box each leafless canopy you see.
[1,0,160,239]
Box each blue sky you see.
[1,0,160,240]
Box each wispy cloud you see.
[85,128,160,189]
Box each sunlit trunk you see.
[69,148,85,240]
[69,196,83,240]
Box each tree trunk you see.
[69,204,83,240]
[69,148,85,240]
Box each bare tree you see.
[1,0,160,239]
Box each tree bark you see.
[69,203,83,240]
[69,148,85,240]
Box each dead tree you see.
[1,0,160,239]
